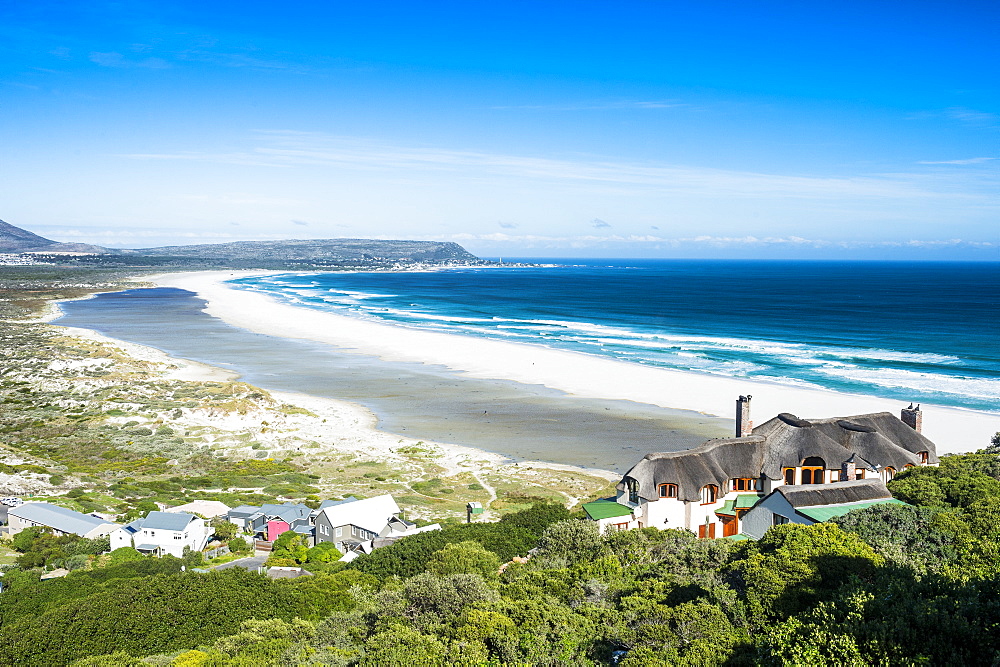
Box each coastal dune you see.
[149,270,1000,455]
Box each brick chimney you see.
[841,454,857,482]
[901,403,922,433]
[736,395,753,437]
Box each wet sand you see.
[54,286,731,473]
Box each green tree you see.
[227,537,250,554]
[535,519,604,567]
[734,522,883,621]
[425,540,502,580]
[108,546,146,566]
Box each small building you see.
[110,511,210,558]
[741,478,905,539]
[7,502,119,539]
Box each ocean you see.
[228,260,1000,414]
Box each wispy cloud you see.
[497,221,518,229]
[447,232,997,250]
[492,99,685,111]
[591,218,612,229]
[89,51,170,69]
[121,130,999,205]
[946,107,998,127]
[292,219,309,226]
[918,157,995,165]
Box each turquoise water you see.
[230,260,1000,413]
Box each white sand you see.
[146,270,1000,455]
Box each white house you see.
[313,494,440,559]
[6,502,118,539]
[608,399,935,538]
[110,511,211,558]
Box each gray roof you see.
[9,503,117,537]
[141,511,197,531]
[620,411,937,503]
[778,478,892,508]
[319,497,358,510]
[257,503,313,523]
[227,505,261,518]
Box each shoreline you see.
[40,277,621,487]
[145,270,1000,455]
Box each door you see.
[721,515,738,537]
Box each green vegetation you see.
[0,443,998,666]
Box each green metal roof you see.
[716,494,760,517]
[715,500,736,517]
[582,499,634,521]
[797,498,906,522]
[720,533,751,541]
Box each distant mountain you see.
[122,238,481,263]
[0,219,483,266]
[0,220,115,255]
[0,219,58,252]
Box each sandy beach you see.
[142,270,1000,455]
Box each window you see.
[731,478,755,492]
[783,468,796,485]
[856,468,865,479]
[174,535,182,540]
[772,514,789,526]
[919,451,929,464]
[700,485,718,505]
[801,457,826,485]
[904,464,915,469]
[610,522,629,532]
[881,466,896,482]
[626,478,640,505]
[658,483,678,498]
[320,524,329,535]
[335,527,343,538]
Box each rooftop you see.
[140,511,197,532]
[796,498,907,522]
[9,502,117,537]
[582,499,635,521]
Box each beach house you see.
[6,502,119,539]
[110,510,211,558]
[602,398,936,538]
[313,494,440,559]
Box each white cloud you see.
[121,130,997,204]
[918,157,995,165]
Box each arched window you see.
[801,457,826,484]
[918,451,929,464]
[783,467,796,485]
[881,466,895,482]
[658,483,678,499]
[626,478,640,505]
[701,485,718,505]
[904,464,915,470]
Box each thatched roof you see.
[778,478,892,508]
[619,411,937,503]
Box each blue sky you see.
[1,1,997,259]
